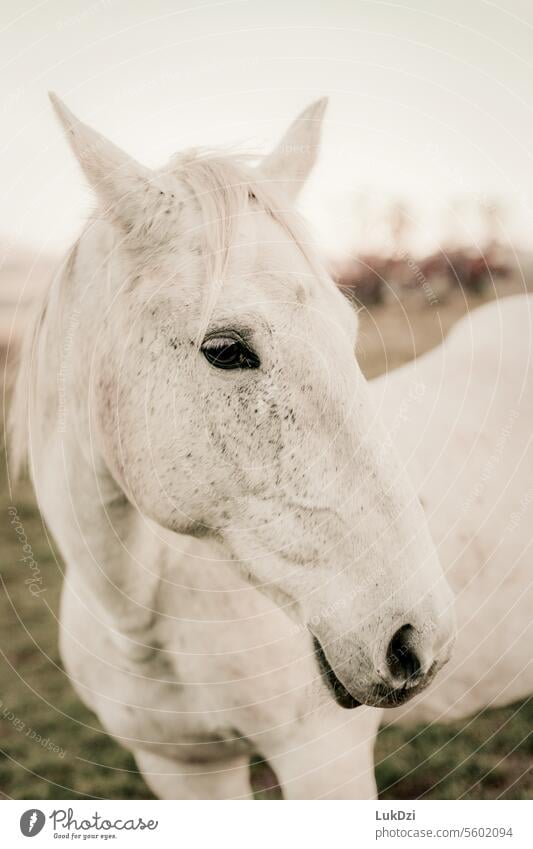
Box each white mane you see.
[166,148,326,342]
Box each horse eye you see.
[201,336,260,370]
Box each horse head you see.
[49,94,455,709]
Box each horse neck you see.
[30,223,173,646]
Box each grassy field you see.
[1,281,532,800]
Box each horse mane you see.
[9,148,325,481]
[8,289,48,482]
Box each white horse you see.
[11,95,530,801]
[382,293,533,730]
[10,95,456,799]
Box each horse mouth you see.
[313,637,362,709]
[313,637,437,709]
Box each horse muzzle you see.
[313,622,453,710]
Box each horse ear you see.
[261,98,328,201]
[49,92,167,239]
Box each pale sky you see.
[2,0,533,258]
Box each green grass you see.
[376,701,532,800]
[1,428,531,800]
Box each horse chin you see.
[313,637,438,710]
[367,677,436,709]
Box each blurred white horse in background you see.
[10,95,531,799]
[382,293,533,730]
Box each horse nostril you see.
[386,624,421,683]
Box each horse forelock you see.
[165,148,327,344]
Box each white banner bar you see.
[2,799,532,848]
